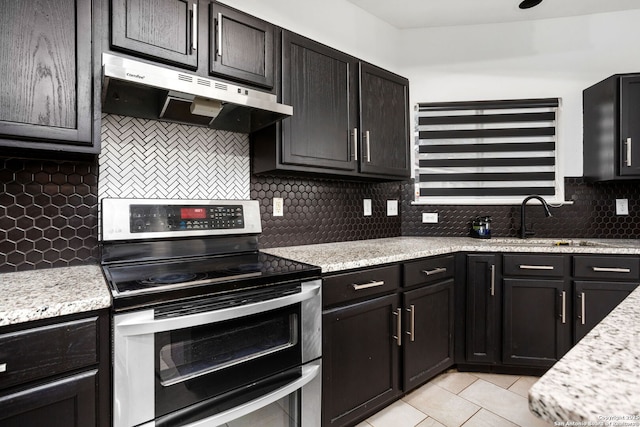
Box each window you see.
[414,98,562,205]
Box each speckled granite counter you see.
[261,236,640,273]
[0,265,111,327]
[528,286,640,424]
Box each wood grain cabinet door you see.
[0,0,93,147]
[111,0,198,69]
[358,62,410,178]
[281,31,358,172]
[209,2,275,89]
[322,294,401,427]
[619,75,640,176]
[402,279,454,392]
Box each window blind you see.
[415,98,560,204]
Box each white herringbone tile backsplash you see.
[99,114,250,201]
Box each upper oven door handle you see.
[116,281,321,336]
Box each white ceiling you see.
[345,0,640,29]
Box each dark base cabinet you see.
[402,279,454,391]
[0,370,97,427]
[0,311,110,427]
[322,293,401,427]
[574,281,638,342]
[502,278,570,368]
[465,254,500,365]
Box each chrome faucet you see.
[520,195,552,239]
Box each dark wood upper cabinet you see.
[252,31,410,180]
[209,2,275,89]
[0,0,97,153]
[584,73,640,180]
[358,63,411,178]
[279,31,358,172]
[111,0,198,69]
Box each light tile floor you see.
[356,370,553,427]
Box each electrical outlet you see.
[273,197,284,217]
[387,200,398,216]
[422,213,438,223]
[616,198,629,215]
[363,199,372,216]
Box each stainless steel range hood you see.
[101,53,292,133]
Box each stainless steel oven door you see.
[113,280,321,427]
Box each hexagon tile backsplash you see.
[0,157,98,272]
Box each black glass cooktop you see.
[102,252,320,311]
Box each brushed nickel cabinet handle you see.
[365,130,371,162]
[406,305,415,342]
[0,363,6,373]
[422,267,447,276]
[217,12,223,56]
[352,128,358,161]
[592,267,631,273]
[561,291,567,324]
[626,137,632,167]
[581,292,586,325]
[191,3,198,52]
[519,265,554,270]
[490,264,495,296]
[352,280,384,291]
[392,308,402,346]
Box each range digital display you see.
[180,207,207,219]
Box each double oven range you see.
[100,199,321,427]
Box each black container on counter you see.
[470,216,492,239]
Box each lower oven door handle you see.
[183,361,320,427]
[117,281,321,336]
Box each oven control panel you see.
[130,204,244,233]
[102,199,262,241]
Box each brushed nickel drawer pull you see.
[581,292,586,325]
[519,264,554,270]
[352,280,385,291]
[352,128,359,161]
[217,12,223,56]
[392,308,402,346]
[592,267,631,273]
[365,130,371,162]
[0,363,6,373]
[406,305,415,342]
[422,267,447,276]
[490,264,495,296]
[561,291,567,324]
[191,3,198,52]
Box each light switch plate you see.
[616,198,629,215]
[273,197,284,217]
[422,213,438,223]
[387,200,398,216]
[363,199,372,216]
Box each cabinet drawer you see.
[0,317,98,391]
[403,256,454,288]
[323,265,400,307]
[573,256,640,280]
[503,254,565,277]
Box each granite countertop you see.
[0,265,112,327]
[262,236,640,273]
[528,286,640,423]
